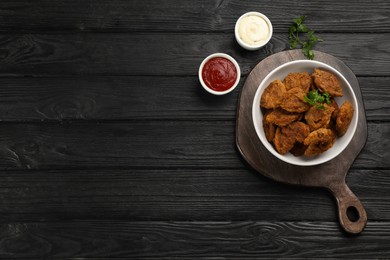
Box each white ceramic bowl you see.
[252,60,358,166]
[235,12,273,51]
[198,53,241,95]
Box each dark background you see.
[0,0,389,258]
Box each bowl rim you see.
[235,11,273,51]
[198,53,241,95]
[252,59,359,166]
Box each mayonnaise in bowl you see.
[235,12,273,51]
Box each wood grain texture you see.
[0,76,387,121]
[0,221,389,258]
[0,0,388,32]
[0,33,389,76]
[0,121,387,170]
[0,0,387,257]
[0,169,388,222]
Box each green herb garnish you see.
[289,16,322,60]
[289,16,308,48]
[304,90,331,109]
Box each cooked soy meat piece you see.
[260,80,286,109]
[329,98,339,120]
[266,108,301,127]
[280,87,310,113]
[312,68,343,97]
[288,121,310,142]
[274,127,296,155]
[304,104,335,131]
[304,128,336,156]
[290,142,308,157]
[273,122,310,155]
[283,72,312,93]
[335,100,354,136]
[263,110,276,142]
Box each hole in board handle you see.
[347,206,360,222]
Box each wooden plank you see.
[0,221,389,258]
[0,169,387,222]
[0,0,388,32]
[0,121,387,170]
[0,33,388,76]
[360,77,390,121]
[0,76,387,121]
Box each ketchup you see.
[202,57,237,92]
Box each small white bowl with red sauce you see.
[198,53,241,95]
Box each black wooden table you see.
[0,1,389,258]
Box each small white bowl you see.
[198,53,241,95]
[235,12,273,51]
[252,60,358,166]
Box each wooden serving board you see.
[236,50,368,234]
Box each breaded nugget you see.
[312,68,343,97]
[260,80,286,109]
[289,121,310,142]
[335,100,354,136]
[263,110,276,142]
[290,142,308,157]
[304,104,335,131]
[274,127,296,155]
[304,128,336,156]
[283,72,312,93]
[273,122,309,155]
[329,98,339,121]
[280,87,310,113]
[266,108,301,126]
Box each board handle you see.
[329,183,367,234]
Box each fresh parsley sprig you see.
[289,16,322,60]
[289,16,308,49]
[304,90,331,109]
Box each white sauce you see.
[238,15,269,46]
